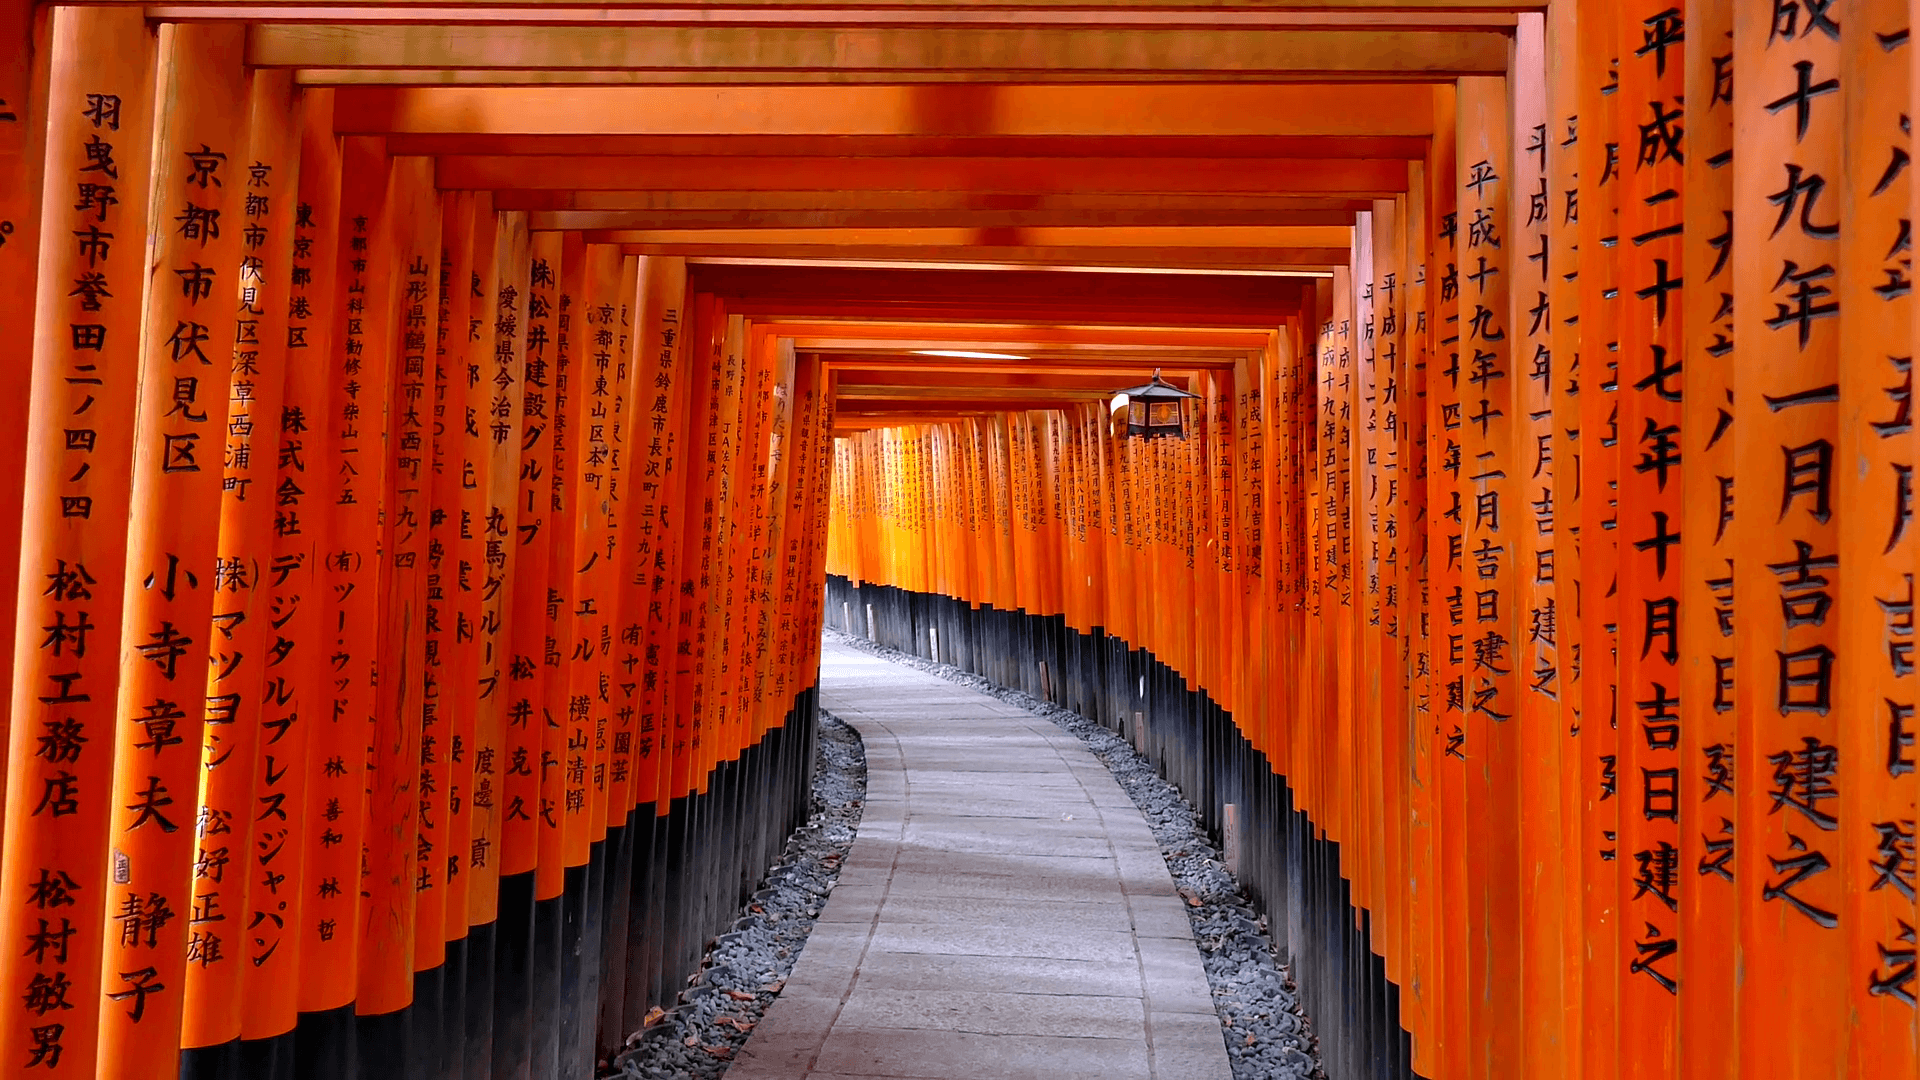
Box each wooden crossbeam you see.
[335,84,1439,137]
[694,264,1313,324]
[573,226,1353,248]
[101,0,1541,11]
[529,208,1362,230]
[158,4,1522,25]
[835,384,1119,401]
[253,24,1507,76]
[381,134,1433,158]
[498,191,1377,213]
[440,156,1410,194]
[621,244,1346,270]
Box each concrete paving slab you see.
[731,641,1230,1080]
[834,987,1146,1040]
[849,950,1145,998]
[812,1028,1152,1080]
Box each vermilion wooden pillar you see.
[0,8,154,1076]
[1455,72,1520,1080]
[1401,154,1438,1079]
[359,156,440,1028]
[1422,83,1466,1080]
[629,257,691,838]
[1542,3,1587,1073]
[246,84,339,1054]
[483,206,531,1080]
[97,25,247,1080]
[1677,2,1738,1077]
[1506,15,1567,1075]
[1349,214,1378,946]
[504,229,559,890]
[1614,0,1686,1068]
[1733,1,1847,1076]
[600,255,642,839]
[424,189,480,984]
[1575,4,1625,1074]
[463,194,511,953]
[669,295,727,799]
[180,65,304,1064]
[560,244,626,865]
[300,132,394,1033]
[1839,0,1917,1070]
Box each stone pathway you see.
[727,642,1232,1080]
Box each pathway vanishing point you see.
[728,641,1234,1080]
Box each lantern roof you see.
[1115,370,1200,402]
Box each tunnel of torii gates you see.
[0,0,1917,1079]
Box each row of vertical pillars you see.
[828,576,1416,1080]
[182,689,817,1080]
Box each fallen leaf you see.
[705,1046,735,1060]
[642,1006,667,1028]
[683,1035,699,1048]
[1179,888,1203,908]
[1245,1034,1257,1047]
[761,979,786,993]
[725,989,757,1002]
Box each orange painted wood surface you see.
[97,26,248,1078]
[0,9,155,1076]
[1,6,1919,1077]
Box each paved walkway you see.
[729,642,1232,1080]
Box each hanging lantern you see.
[1115,369,1200,439]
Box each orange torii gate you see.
[0,1,1917,1079]
[1,8,839,1079]
[824,4,1920,1080]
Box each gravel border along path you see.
[613,632,1324,1080]
[611,709,868,1080]
[820,629,1324,1080]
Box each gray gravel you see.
[609,709,867,1080]
[822,629,1324,1080]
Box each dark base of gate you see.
[826,575,1422,1080]
[179,683,819,1080]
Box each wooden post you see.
[1543,4,1588,1074]
[96,25,246,1080]
[1839,0,1917,1071]
[300,133,394,1022]
[1615,0,1687,1067]
[482,206,530,1080]
[1456,71,1521,1080]
[243,83,339,1047]
[1505,14,1570,1074]
[503,228,558,885]
[1733,0,1847,1075]
[1402,153,1438,1078]
[1677,0,1739,1076]
[180,64,304,1057]
[463,194,511,943]
[423,188,479,978]
[1575,4,1625,1073]
[560,243,626,866]
[628,256,691,832]
[358,155,440,1020]
[1422,82,1467,1080]
[0,8,154,1076]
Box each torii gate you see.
[0,2,1914,1079]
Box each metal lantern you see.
[1116,370,1200,439]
